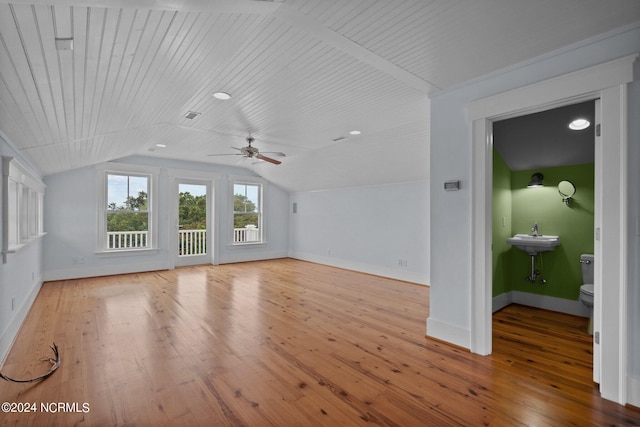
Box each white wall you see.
[289,180,429,285]
[428,23,640,393]
[43,156,289,281]
[0,137,44,363]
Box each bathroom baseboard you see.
[492,293,512,313]
[493,291,590,317]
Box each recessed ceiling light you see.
[349,130,362,135]
[568,118,590,130]
[155,144,167,148]
[213,92,231,100]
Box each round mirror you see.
[558,180,576,206]
[558,180,576,198]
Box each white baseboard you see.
[44,261,169,281]
[628,376,640,408]
[492,292,512,313]
[493,291,590,317]
[426,316,469,349]
[221,250,289,265]
[289,251,428,285]
[0,278,43,365]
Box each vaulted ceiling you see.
[1,0,638,191]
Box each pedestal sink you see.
[506,234,560,255]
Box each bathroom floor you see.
[492,304,616,420]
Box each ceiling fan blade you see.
[256,153,281,165]
[207,153,243,156]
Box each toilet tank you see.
[580,254,594,284]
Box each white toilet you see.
[579,254,594,335]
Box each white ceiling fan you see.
[208,137,286,165]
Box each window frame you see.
[96,163,159,254]
[2,156,46,263]
[229,176,266,246]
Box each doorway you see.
[175,179,212,267]
[490,99,598,376]
[467,55,635,404]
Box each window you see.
[2,156,46,263]
[232,181,263,244]
[96,163,158,253]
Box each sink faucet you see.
[531,222,539,236]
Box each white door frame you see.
[168,169,220,268]
[467,54,636,404]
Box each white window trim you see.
[228,175,267,247]
[95,162,159,255]
[2,156,46,263]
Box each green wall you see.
[493,150,594,300]
[492,150,512,297]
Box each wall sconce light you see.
[558,180,576,207]
[527,172,544,188]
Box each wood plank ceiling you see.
[1,0,639,191]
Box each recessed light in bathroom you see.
[568,118,590,130]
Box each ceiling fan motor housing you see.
[241,146,259,157]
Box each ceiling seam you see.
[272,6,438,93]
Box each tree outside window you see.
[106,174,150,248]
[233,183,262,243]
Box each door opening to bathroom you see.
[490,98,598,379]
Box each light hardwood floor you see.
[1,259,639,426]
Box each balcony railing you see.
[234,225,260,243]
[179,229,206,256]
[107,227,258,252]
[107,231,147,249]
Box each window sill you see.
[5,233,47,254]
[95,248,159,257]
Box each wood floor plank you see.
[1,259,639,426]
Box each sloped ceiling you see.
[0,0,638,191]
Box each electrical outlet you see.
[11,297,15,311]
